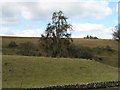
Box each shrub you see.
[76,46,93,59]
[105,45,113,52]
[39,37,71,57]
[94,46,114,53]
[17,42,39,56]
[68,45,93,59]
[93,57,103,61]
[39,36,93,59]
[8,41,18,48]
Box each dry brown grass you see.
[73,38,118,50]
[2,36,118,51]
[2,36,39,47]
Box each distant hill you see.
[2,36,117,50]
[2,36,118,67]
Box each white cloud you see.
[0,1,112,25]
[0,27,14,36]
[72,34,87,38]
[15,29,44,37]
[22,1,112,20]
[71,23,114,39]
[0,0,40,2]
[72,23,105,32]
[1,2,21,25]
[0,1,114,39]
[0,23,114,39]
[0,27,44,37]
[72,27,114,39]
[116,3,118,12]
[0,0,118,3]
[103,27,114,34]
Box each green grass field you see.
[2,55,118,88]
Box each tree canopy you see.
[39,11,73,57]
[42,11,72,38]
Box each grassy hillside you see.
[2,36,118,50]
[2,55,118,88]
[2,36,118,67]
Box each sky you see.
[0,0,119,39]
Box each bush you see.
[105,45,113,52]
[8,41,18,48]
[76,46,93,59]
[17,42,40,56]
[68,45,93,59]
[39,37,71,57]
[39,36,93,59]
[94,46,114,54]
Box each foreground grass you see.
[2,55,118,88]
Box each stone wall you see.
[2,81,120,90]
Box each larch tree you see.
[39,11,73,57]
